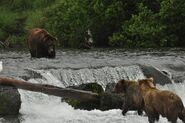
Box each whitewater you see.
[0,48,185,123]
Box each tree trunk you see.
[0,77,99,102]
[0,77,125,111]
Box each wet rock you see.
[63,82,126,111]
[0,85,21,116]
[100,93,124,111]
[62,83,104,110]
[139,64,173,85]
[0,115,21,123]
[101,83,125,110]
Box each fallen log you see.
[0,77,125,111]
[0,77,99,102]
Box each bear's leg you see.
[137,109,143,115]
[122,101,128,116]
[30,50,36,57]
[154,113,159,121]
[178,110,185,123]
[148,116,155,123]
[137,98,144,115]
[145,107,156,123]
[122,109,128,116]
[167,115,177,123]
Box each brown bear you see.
[138,78,185,123]
[27,28,57,58]
[114,79,144,116]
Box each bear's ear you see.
[147,77,156,86]
[145,78,155,88]
[148,77,153,81]
[148,81,156,88]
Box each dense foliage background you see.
[0,0,185,48]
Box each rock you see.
[139,64,173,85]
[62,83,104,110]
[61,82,128,111]
[101,83,125,111]
[0,115,20,123]
[0,85,21,116]
[100,93,124,111]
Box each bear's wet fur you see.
[27,28,57,58]
[114,79,144,116]
[138,78,185,123]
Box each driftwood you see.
[0,77,125,111]
[0,77,99,102]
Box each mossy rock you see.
[100,93,125,111]
[62,83,104,110]
[0,85,21,116]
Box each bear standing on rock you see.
[27,28,57,58]
[138,78,185,123]
[114,79,144,116]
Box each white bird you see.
[0,61,2,72]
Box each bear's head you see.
[138,77,156,90]
[43,34,57,58]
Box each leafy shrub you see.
[44,0,91,48]
[109,4,167,48]
[159,0,185,47]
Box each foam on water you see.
[0,61,2,72]
[18,75,185,123]
[1,49,185,123]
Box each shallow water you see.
[0,48,185,123]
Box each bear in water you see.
[138,78,185,123]
[114,79,144,115]
[27,28,57,58]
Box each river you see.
[0,48,185,123]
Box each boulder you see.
[139,64,173,85]
[63,82,126,111]
[0,85,21,116]
[100,93,124,111]
[100,83,124,111]
[62,83,104,110]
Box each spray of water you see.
[18,66,185,123]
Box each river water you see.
[0,48,185,123]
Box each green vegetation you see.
[0,0,185,48]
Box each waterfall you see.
[25,65,145,88]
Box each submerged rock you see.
[62,83,104,110]
[0,85,21,116]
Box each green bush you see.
[0,7,17,40]
[44,0,91,48]
[90,0,140,47]
[159,0,185,47]
[0,0,56,47]
[109,3,167,48]
[0,0,185,48]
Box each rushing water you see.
[0,48,185,123]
